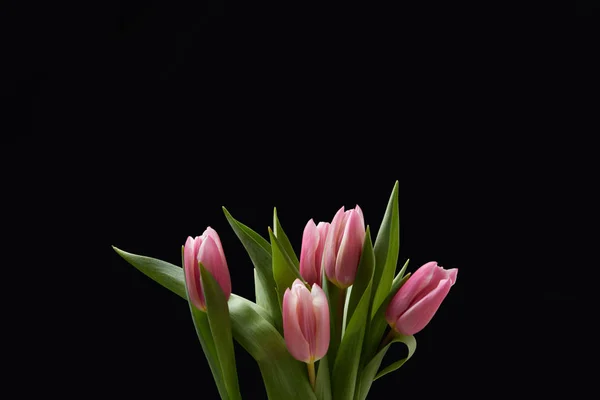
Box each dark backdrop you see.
[5,1,584,398]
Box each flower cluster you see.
[182,206,457,374]
[115,182,459,400]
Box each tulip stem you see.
[337,287,347,339]
[379,328,397,351]
[307,360,316,391]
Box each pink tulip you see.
[299,220,330,286]
[283,279,330,363]
[385,262,458,335]
[322,206,366,288]
[183,227,232,311]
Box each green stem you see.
[337,287,347,341]
[379,327,397,351]
[307,360,316,391]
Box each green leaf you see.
[113,246,315,400]
[269,227,305,305]
[228,295,316,400]
[355,334,416,400]
[331,230,375,400]
[200,263,242,400]
[346,227,374,327]
[315,355,332,400]
[181,248,229,400]
[371,181,400,318]
[222,207,281,330]
[273,207,300,268]
[363,262,411,362]
[374,334,416,380]
[113,246,186,299]
[324,280,344,370]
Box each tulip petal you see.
[203,227,227,269]
[334,209,365,287]
[311,284,330,361]
[296,283,317,358]
[283,287,311,363]
[385,261,437,323]
[198,235,232,300]
[299,219,320,286]
[184,236,205,310]
[447,268,458,285]
[323,207,345,282]
[314,222,330,287]
[395,278,453,335]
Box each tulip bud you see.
[322,206,366,288]
[282,279,330,363]
[385,262,458,335]
[183,227,232,311]
[299,220,330,286]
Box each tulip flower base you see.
[113,181,458,400]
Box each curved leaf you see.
[181,249,229,400]
[374,334,416,379]
[269,227,305,306]
[371,181,400,317]
[346,227,374,327]
[331,230,375,400]
[273,207,300,268]
[113,246,185,298]
[363,262,411,362]
[222,207,281,329]
[200,263,242,400]
[228,295,316,400]
[113,247,315,400]
[355,334,416,400]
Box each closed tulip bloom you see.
[299,220,330,286]
[385,262,458,335]
[183,227,232,311]
[283,279,330,363]
[322,206,366,288]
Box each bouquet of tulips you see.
[113,182,458,400]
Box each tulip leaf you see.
[200,263,242,400]
[355,334,416,400]
[222,207,281,329]
[374,334,416,379]
[324,280,344,369]
[331,230,375,400]
[273,207,300,268]
[315,355,332,400]
[113,246,186,299]
[371,181,400,318]
[269,227,306,306]
[228,295,317,400]
[346,227,374,328]
[180,249,229,400]
[363,261,411,362]
[113,246,315,400]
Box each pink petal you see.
[283,285,311,363]
[198,235,232,300]
[295,282,317,358]
[395,278,453,335]
[334,209,365,287]
[311,284,330,361]
[385,262,438,323]
[447,268,458,285]
[202,227,227,270]
[184,236,205,310]
[323,207,345,283]
[314,222,330,287]
[299,219,320,286]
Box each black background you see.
[4,1,588,398]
